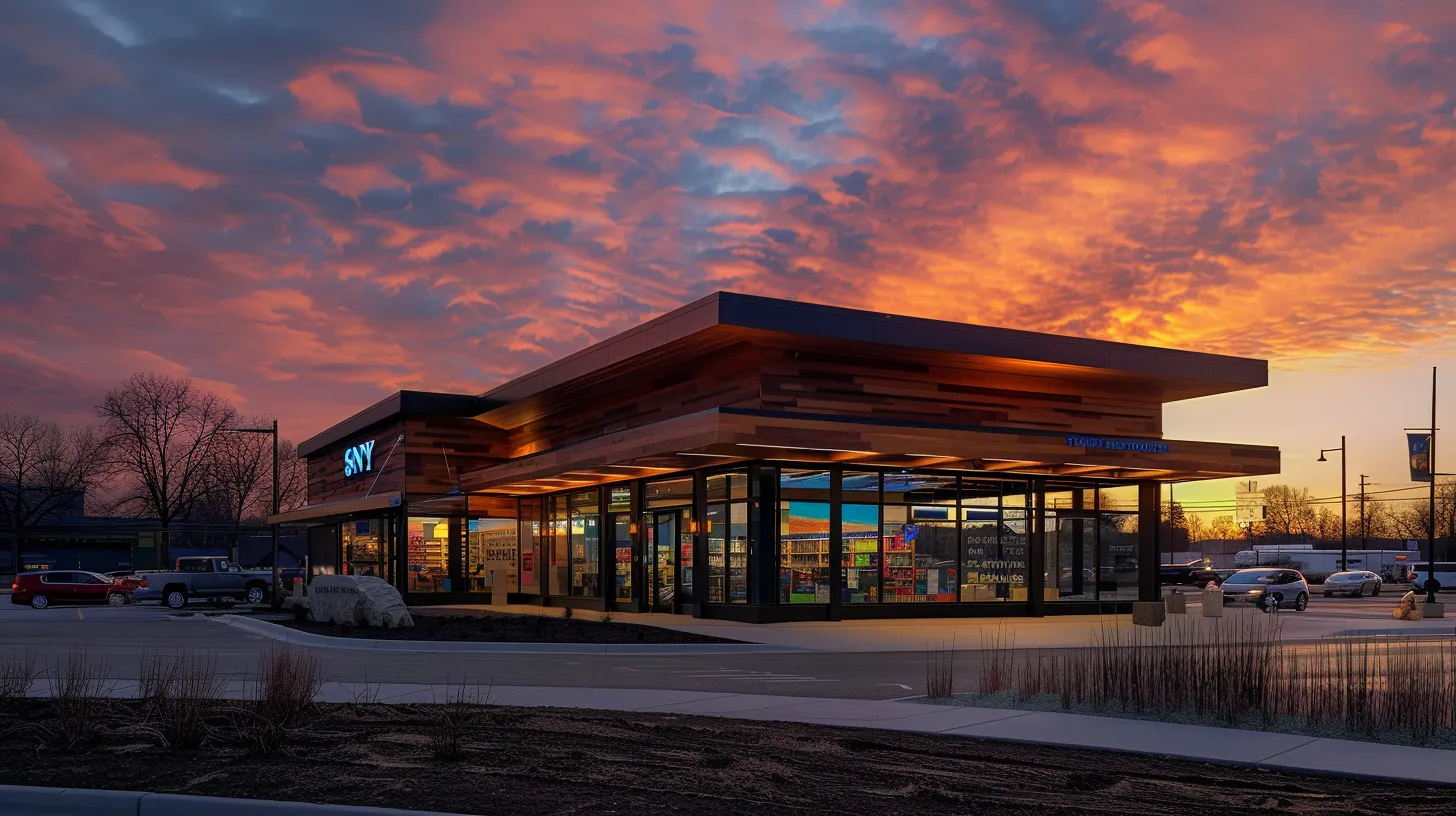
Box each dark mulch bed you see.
[277,610,743,644]
[3,701,1453,815]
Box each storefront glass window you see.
[407,517,450,592]
[612,515,632,601]
[518,500,541,594]
[645,476,693,508]
[707,503,727,602]
[960,480,1004,601]
[607,485,632,513]
[882,505,957,602]
[1001,484,1030,602]
[1099,512,1139,600]
[883,472,957,505]
[842,503,879,603]
[569,490,600,597]
[841,471,880,504]
[549,496,569,595]
[780,500,830,603]
[707,471,748,502]
[341,518,387,581]
[780,469,831,501]
[727,502,748,603]
[467,518,518,593]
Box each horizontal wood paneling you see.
[307,422,405,504]
[491,340,763,458]
[754,346,1162,438]
[403,417,510,495]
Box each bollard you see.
[1202,585,1223,618]
[1166,590,1187,614]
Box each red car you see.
[9,570,132,609]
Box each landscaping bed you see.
[3,701,1452,815]
[278,610,744,644]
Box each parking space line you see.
[76,608,84,621]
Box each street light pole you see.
[1319,436,1347,571]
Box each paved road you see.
[1,592,1449,700]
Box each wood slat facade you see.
[288,291,1283,621]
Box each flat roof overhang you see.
[267,491,403,525]
[480,292,1269,409]
[457,409,1280,495]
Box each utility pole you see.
[1358,474,1369,550]
[1319,437,1347,571]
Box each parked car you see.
[1160,559,1222,587]
[105,570,144,592]
[137,556,273,609]
[1221,567,1309,611]
[10,570,133,609]
[1323,570,1383,597]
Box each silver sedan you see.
[1322,570,1383,597]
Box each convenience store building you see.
[272,292,1280,622]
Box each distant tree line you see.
[0,372,307,568]
[1167,482,1456,545]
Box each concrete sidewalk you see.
[22,678,1456,786]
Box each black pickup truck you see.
[1159,560,1222,587]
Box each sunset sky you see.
[1,0,1453,516]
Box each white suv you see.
[1221,568,1309,611]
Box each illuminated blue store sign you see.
[343,440,376,478]
[1065,435,1170,454]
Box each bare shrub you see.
[0,653,37,703]
[969,610,1456,744]
[138,650,224,749]
[561,606,574,621]
[429,680,495,761]
[47,649,113,749]
[925,636,955,699]
[232,647,323,755]
[976,624,1015,696]
[600,613,613,626]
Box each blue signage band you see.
[1065,435,1170,454]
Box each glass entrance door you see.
[646,511,677,612]
[1049,513,1097,600]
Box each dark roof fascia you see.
[297,391,498,458]
[481,291,1268,404]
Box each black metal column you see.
[1138,481,1161,602]
[828,465,843,621]
[1027,478,1046,617]
[598,486,612,610]
[751,464,780,605]
[693,470,708,618]
[1071,489,1086,597]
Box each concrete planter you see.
[1132,601,1166,627]
[1201,588,1223,618]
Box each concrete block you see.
[1202,589,1224,617]
[1423,601,1445,619]
[1132,601,1166,627]
[1165,592,1187,614]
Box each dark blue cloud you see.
[833,170,872,200]
[762,228,799,245]
[549,147,603,174]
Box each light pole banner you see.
[1408,433,1433,482]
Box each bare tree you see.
[277,439,308,513]
[1313,506,1342,541]
[96,373,237,565]
[202,415,275,558]
[1261,485,1316,539]
[1205,515,1241,542]
[0,412,111,573]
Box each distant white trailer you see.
[1234,548,1419,576]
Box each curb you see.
[214,614,806,655]
[0,785,474,815]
